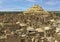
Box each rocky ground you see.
[0,5,60,42]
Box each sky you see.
[0,0,60,11]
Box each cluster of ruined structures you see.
[0,5,60,42]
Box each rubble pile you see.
[0,5,60,42]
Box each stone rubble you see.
[0,5,60,42]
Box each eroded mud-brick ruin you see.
[0,5,60,42]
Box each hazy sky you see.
[0,0,60,11]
